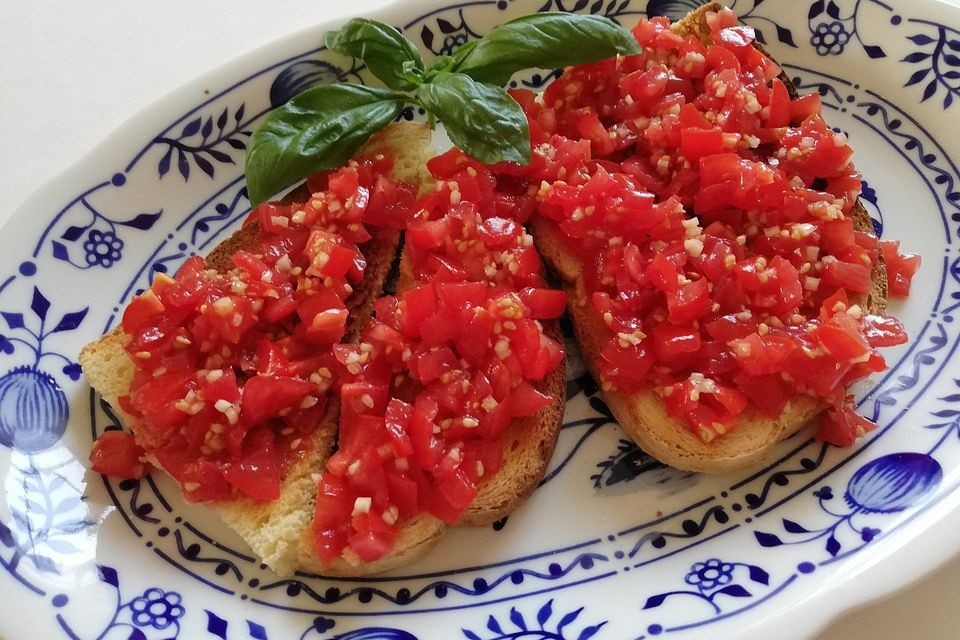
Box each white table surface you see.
[1,2,958,638]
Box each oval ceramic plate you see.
[2,0,960,638]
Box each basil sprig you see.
[245,12,640,205]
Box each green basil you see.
[452,12,640,85]
[417,72,530,165]
[325,18,424,91]
[246,13,642,199]
[245,84,407,205]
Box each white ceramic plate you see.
[2,0,960,638]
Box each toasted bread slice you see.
[297,210,566,576]
[530,3,887,473]
[79,122,435,574]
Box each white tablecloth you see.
[1,2,958,637]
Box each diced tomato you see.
[240,375,315,426]
[518,288,567,319]
[879,240,921,298]
[816,404,877,447]
[90,430,151,479]
[818,311,870,361]
[653,324,702,361]
[823,259,872,294]
[667,279,711,324]
[790,92,822,123]
[122,289,165,334]
[766,78,791,128]
[861,314,908,347]
[399,285,437,338]
[223,428,282,501]
[681,127,724,161]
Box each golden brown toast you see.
[530,3,887,473]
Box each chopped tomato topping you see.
[310,152,564,566]
[90,430,151,479]
[490,10,914,444]
[879,240,921,298]
[93,158,417,502]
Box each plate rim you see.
[2,0,960,638]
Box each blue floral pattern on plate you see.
[2,0,960,638]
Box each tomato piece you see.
[399,285,437,338]
[508,381,552,417]
[477,217,519,249]
[681,127,724,161]
[652,324,702,361]
[766,78,791,128]
[240,375,315,426]
[223,428,282,501]
[518,288,567,319]
[312,474,354,564]
[436,466,478,513]
[733,373,791,417]
[438,281,487,312]
[409,397,444,469]
[348,529,394,563]
[861,314,908,347]
[122,289,165,334]
[823,259,872,294]
[419,306,464,347]
[816,404,877,447]
[818,312,870,361]
[174,459,233,502]
[384,398,415,457]
[667,279,711,324]
[730,333,798,376]
[90,431,151,479]
[879,240,921,298]
[341,381,388,416]
[407,219,449,249]
[414,346,459,383]
[789,92,822,123]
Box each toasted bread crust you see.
[530,4,887,473]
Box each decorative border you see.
[2,0,960,638]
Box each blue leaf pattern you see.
[206,610,228,639]
[31,287,50,321]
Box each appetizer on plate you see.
[518,3,918,471]
[79,4,919,576]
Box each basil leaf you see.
[452,12,640,85]
[325,19,424,91]
[417,72,530,165]
[245,84,407,205]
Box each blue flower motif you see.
[312,616,335,632]
[62,362,82,381]
[130,588,185,630]
[861,526,880,542]
[810,21,851,55]
[813,486,834,500]
[845,452,942,513]
[440,33,468,56]
[684,558,734,590]
[83,229,124,268]
[0,366,69,453]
